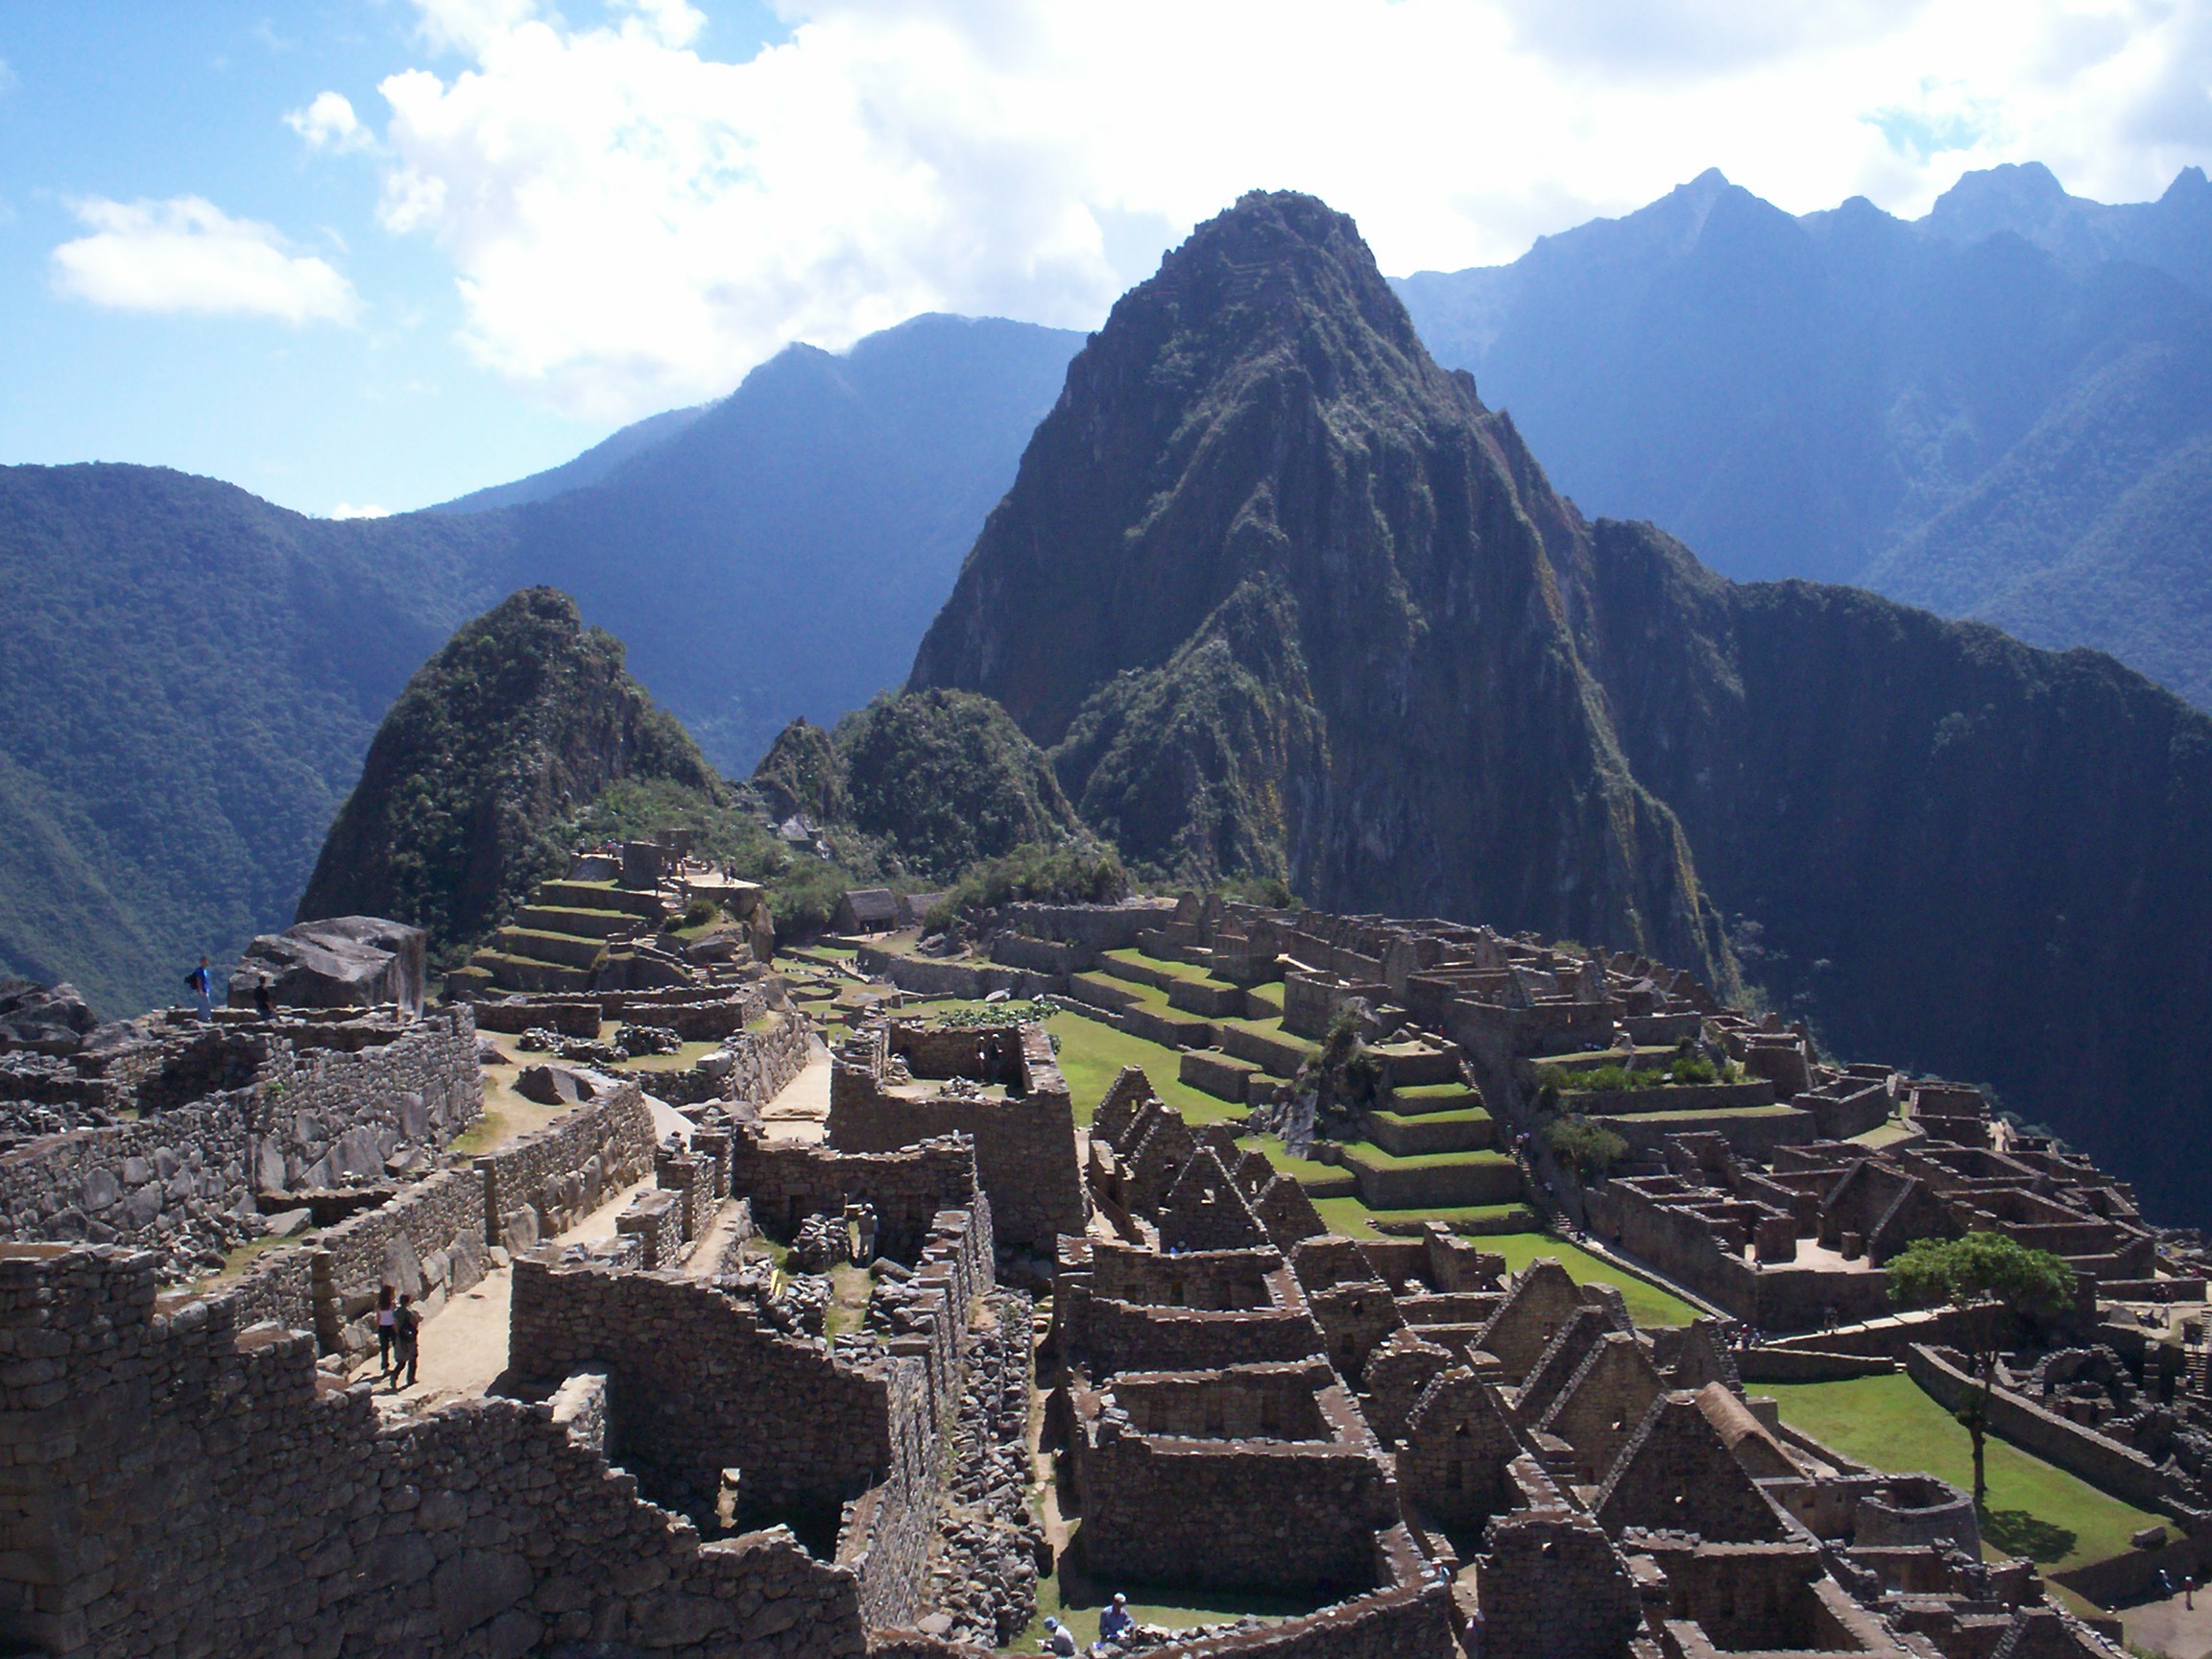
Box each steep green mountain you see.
[0,312,1080,1011]
[912,191,1732,986]
[1391,164,2212,709]
[0,465,505,1017]
[297,588,715,965]
[754,688,1087,882]
[912,189,2212,1223]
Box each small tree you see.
[1543,1116,1628,1181]
[1887,1232,2075,1504]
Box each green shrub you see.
[770,860,849,942]
[1545,1116,1628,1179]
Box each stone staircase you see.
[451,877,673,997]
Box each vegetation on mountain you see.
[296,588,715,967]
[924,845,1131,928]
[1393,162,2212,709]
[908,187,2212,1223]
[0,464,505,1016]
[913,189,1732,987]
[754,689,1092,884]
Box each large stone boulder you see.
[0,979,101,1053]
[230,918,425,1013]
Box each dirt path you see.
[366,1173,653,1411]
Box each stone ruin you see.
[0,895,2182,1658]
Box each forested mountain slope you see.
[1394,163,2212,708]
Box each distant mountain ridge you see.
[428,404,709,516]
[914,189,2212,1223]
[0,312,1081,1013]
[1393,162,2212,709]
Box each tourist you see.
[2186,1573,2197,1610]
[184,955,216,1021]
[1039,1615,1077,1656]
[1097,1593,1134,1645]
[375,1286,398,1381]
[1465,1603,1485,1659]
[392,1293,421,1391]
[253,981,275,1021]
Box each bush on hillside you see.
[925,844,1129,928]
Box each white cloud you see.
[51,197,361,325]
[316,0,2212,418]
[287,90,374,154]
[329,502,392,518]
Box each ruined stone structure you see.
[828,1020,1085,1255]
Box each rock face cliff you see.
[911,191,1730,985]
[297,588,715,963]
[913,190,2212,1222]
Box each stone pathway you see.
[362,1173,653,1412]
[2124,1585,2212,1659]
[760,1046,831,1142]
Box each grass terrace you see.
[1764,1373,2166,1572]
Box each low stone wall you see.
[854,949,1062,1002]
[647,1012,815,1108]
[1154,1582,1457,1658]
[473,998,603,1037]
[310,1166,489,1353]
[1906,1343,2183,1514]
[477,1082,657,1254]
[1738,1347,1896,1383]
[1556,1080,1777,1116]
[1001,902,1171,952]
[0,1243,871,1659]
[728,1135,982,1262]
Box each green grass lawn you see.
[1015,1526,1325,1651]
[613,1039,721,1073]
[1046,1012,1240,1125]
[1762,1373,2165,1571]
[1234,1135,1353,1192]
[1311,1195,1535,1239]
[1479,1233,1703,1328]
[1102,947,1228,987]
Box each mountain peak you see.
[1924,160,2076,245]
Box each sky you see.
[2,0,2208,517]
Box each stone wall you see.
[310,1165,490,1353]
[1154,1582,1457,1658]
[648,1011,814,1108]
[0,1010,479,1283]
[1070,1361,1397,1597]
[477,1080,657,1253]
[727,1133,984,1262]
[508,1254,938,1627]
[829,1024,1085,1254]
[0,1242,870,1659]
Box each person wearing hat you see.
[1040,1615,1077,1656]
[1098,1595,1134,1646]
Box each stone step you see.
[1382,1083,1485,1118]
[494,928,610,972]
[517,903,641,940]
[1362,1106,1494,1157]
[1218,1019,1319,1079]
[471,951,594,994]
[537,879,667,919]
[1180,1049,1262,1104]
[1338,1143,1523,1210]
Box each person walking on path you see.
[391,1293,421,1391]
[375,1286,397,1382]
[185,956,216,1021]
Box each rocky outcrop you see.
[229,917,425,1012]
[912,191,1730,984]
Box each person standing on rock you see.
[392,1293,420,1391]
[185,956,216,1021]
[375,1285,398,1381]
